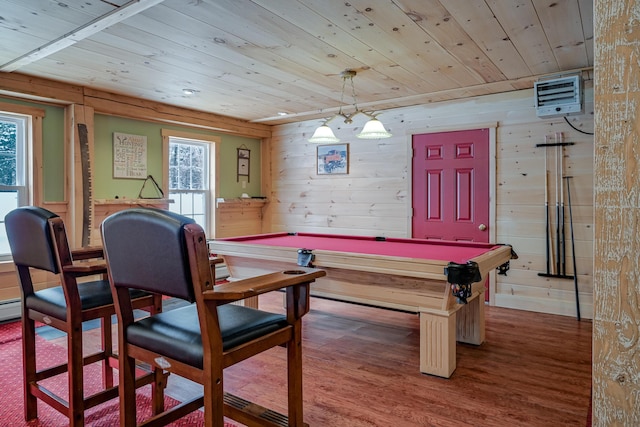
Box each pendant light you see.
[309,70,392,143]
[358,118,392,139]
[308,125,339,143]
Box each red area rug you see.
[0,321,239,426]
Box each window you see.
[0,113,29,260]
[167,137,212,232]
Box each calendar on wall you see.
[113,132,147,179]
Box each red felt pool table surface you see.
[221,232,503,265]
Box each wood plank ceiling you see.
[0,0,593,125]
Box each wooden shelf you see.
[215,198,267,208]
[94,198,173,205]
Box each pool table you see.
[208,232,516,378]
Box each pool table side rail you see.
[219,254,456,314]
[208,240,513,283]
[468,245,514,281]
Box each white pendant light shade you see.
[357,119,392,139]
[307,70,391,142]
[309,125,340,143]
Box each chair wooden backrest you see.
[6,207,113,322]
[4,206,161,426]
[101,208,198,302]
[5,206,60,276]
[101,207,325,427]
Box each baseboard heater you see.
[0,299,21,322]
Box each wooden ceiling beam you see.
[83,88,272,139]
[0,0,164,72]
[0,72,84,104]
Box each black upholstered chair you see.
[101,207,325,427]
[4,206,163,426]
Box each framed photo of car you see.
[317,143,349,175]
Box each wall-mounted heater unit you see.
[534,75,583,118]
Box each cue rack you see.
[536,132,581,320]
[537,132,574,279]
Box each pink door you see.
[412,129,491,297]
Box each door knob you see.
[478,224,487,231]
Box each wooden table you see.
[208,232,516,378]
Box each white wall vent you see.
[534,75,583,118]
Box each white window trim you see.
[0,103,45,261]
[0,114,28,203]
[162,129,219,236]
[0,102,45,206]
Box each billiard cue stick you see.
[555,138,561,276]
[544,149,551,275]
[537,136,554,278]
[565,175,581,320]
[558,132,566,276]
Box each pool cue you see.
[544,151,550,275]
[558,132,566,276]
[565,175,580,320]
[555,137,561,276]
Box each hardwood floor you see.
[165,293,592,427]
[45,292,591,425]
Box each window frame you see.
[0,114,28,201]
[162,129,219,236]
[0,102,45,261]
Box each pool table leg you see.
[419,288,485,378]
[419,311,456,378]
[240,296,259,308]
[456,291,485,345]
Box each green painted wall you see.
[93,115,261,199]
[0,97,65,202]
[0,95,262,203]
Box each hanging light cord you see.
[349,74,359,115]
[337,75,348,118]
[337,72,360,123]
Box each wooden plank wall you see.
[92,199,173,246]
[266,83,594,319]
[593,0,640,425]
[215,199,267,238]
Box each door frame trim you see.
[407,122,498,304]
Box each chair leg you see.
[101,315,114,389]
[287,326,304,427]
[68,323,86,426]
[119,351,138,427]
[150,295,165,416]
[151,367,166,416]
[203,365,225,427]
[22,316,37,421]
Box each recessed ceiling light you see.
[277,112,288,116]
[182,88,197,95]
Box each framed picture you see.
[237,147,250,181]
[317,143,349,175]
[238,148,250,159]
[113,132,147,179]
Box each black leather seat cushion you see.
[126,304,288,369]
[25,280,149,321]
